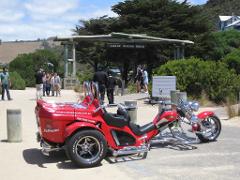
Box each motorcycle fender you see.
[65,122,102,139]
[197,111,214,120]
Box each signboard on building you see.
[107,43,145,49]
[152,76,176,98]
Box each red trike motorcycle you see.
[35,82,221,168]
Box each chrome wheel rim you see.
[75,136,101,161]
[201,117,220,140]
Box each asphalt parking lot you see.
[0,89,239,180]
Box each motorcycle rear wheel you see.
[66,130,107,168]
[196,115,221,142]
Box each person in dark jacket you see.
[35,68,44,99]
[93,68,108,104]
[135,65,143,93]
[107,71,117,104]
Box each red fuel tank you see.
[153,110,178,128]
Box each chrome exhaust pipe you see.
[111,145,149,157]
[40,140,62,156]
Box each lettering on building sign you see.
[107,43,145,49]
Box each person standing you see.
[93,68,108,104]
[143,67,149,94]
[50,73,55,96]
[135,65,143,93]
[42,71,46,96]
[107,71,117,104]
[53,73,61,97]
[45,73,51,96]
[35,68,44,99]
[0,67,12,100]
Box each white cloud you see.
[0,23,73,41]
[90,8,118,19]
[0,0,120,41]
[24,0,79,21]
[0,0,24,23]
[0,10,24,22]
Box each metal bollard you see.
[171,90,180,104]
[176,92,187,103]
[124,100,137,123]
[7,109,22,142]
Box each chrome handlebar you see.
[150,100,177,106]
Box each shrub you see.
[77,64,94,84]
[223,49,240,75]
[9,71,26,90]
[153,57,240,103]
[127,82,137,93]
[9,49,63,87]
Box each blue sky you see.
[0,0,207,41]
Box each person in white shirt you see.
[143,67,149,94]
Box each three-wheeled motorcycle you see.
[35,82,221,168]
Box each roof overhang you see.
[54,32,194,45]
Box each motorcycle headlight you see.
[190,102,199,112]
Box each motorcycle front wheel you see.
[196,115,221,142]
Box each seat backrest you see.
[117,106,130,122]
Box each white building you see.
[219,15,240,31]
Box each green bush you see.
[210,30,240,60]
[223,49,240,75]
[77,64,94,84]
[9,49,63,87]
[153,57,240,103]
[9,71,26,90]
[127,82,137,93]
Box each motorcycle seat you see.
[103,112,129,128]
[129,122,156,136]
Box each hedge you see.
[153,57,240,103]
[9,71,26,90]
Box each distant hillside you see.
[204,0,240,30]
[0,40,60,65]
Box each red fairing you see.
[153,110,178,125]
[197,111,215,120]
[65,122,102,138]
[36,100,76,143]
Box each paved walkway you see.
[0,88,239,180]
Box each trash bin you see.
[170,90,180,104]
[176,92,187,103]
[124,100,137,123]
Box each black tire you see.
[196,115,221,143]
[66,130,107,168]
